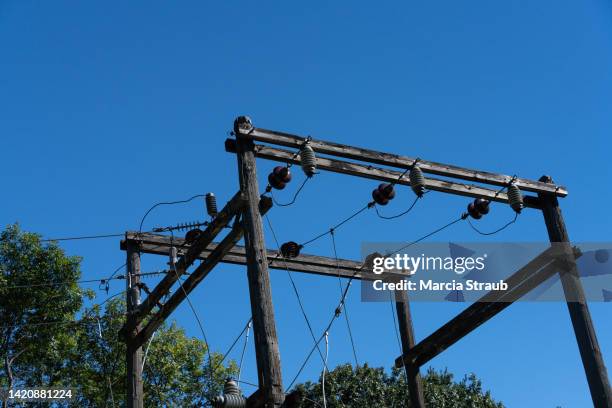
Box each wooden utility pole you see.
[394,290,425,408]
[234,116,285,407]
[126,240,144,408]
[538,176,612,408]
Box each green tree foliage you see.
[68,298,237,407]
[0,225,85,397]
[0,225,236,407]
[295,364,504,408]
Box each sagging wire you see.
[168,232,215,386]
[375,195,420,220]
[299,203,374,248]
[96,317,116,408]
[321,331,329,408]
[467,212,519,236]
[285,210,468,392]
[270,177,310,207]
[141,331,156,373]
[330,230,358,367]
[138,194,207,233]
[212,317,253,373]
[265,215,330,372]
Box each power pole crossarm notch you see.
[235,116,285,407]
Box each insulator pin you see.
[280,241,302,258]
[206,193,218,217]
[507,183,524,213]
[268,166,292,190]
[467,198,490,220]
[409,165,426,197]
[372,183,396,206]
[300,143,317,177]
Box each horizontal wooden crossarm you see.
[122,191,246,336]
[225,139,542,209]
[132,198,273,346]
[233,126,567,197]
[394,246,582,369]
[122,231,405,281]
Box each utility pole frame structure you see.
[119,117,611,408]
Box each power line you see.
[270,177,310,207]
[467,212,519,236]
[265,215,330,371]
[330,230,358,367]
[41,233,125,242]
[139,194,206,233]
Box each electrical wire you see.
[212,317,253,373]
[321,331,329,408]
[138,194,206,232]
[374,196,420,220]
[300,203,373,248]
[40,233,125,242]
[270,177,310,207]
[330,231,358,367]
[141,331,156,372]
[265,215,329,371]
[467,212,519,236]
[0,290,126,330]
[238,320,252,383]
[168,233,215,385]
[285,211,468,391]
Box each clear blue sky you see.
[1,1,610,407]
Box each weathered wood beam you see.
[134,224,244,347]
[225,139,542,209]
[122,232,407,281]
[233,126,567,197]
[538,175,612,408]
[124,191,245,336]
[234,117,284,406]
[394,246,581,368]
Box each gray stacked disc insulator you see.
[507,183,524,213]
[409,165,426,197]
[300,144,317,177]
[211,379,246,408]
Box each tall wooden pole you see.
[126,240,144,408]
[234,116,285,407]
[394,290,425,408]
[538,176,611,408]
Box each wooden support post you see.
[394,290,425,408]
[394,246,581,368]
[126,240,144,408]
[538,175,612,408]
[235,116,285,407]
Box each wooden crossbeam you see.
[225,139,542,209]
[122,192,246,337]
[122,232,404,281]
[394,246,582,368]
[233,126,567,197]
[132,198,273,346]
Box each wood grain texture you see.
[538,176,612,408]
[233,126,567,197]
[394,247,581,368]
[235,127,285,407]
